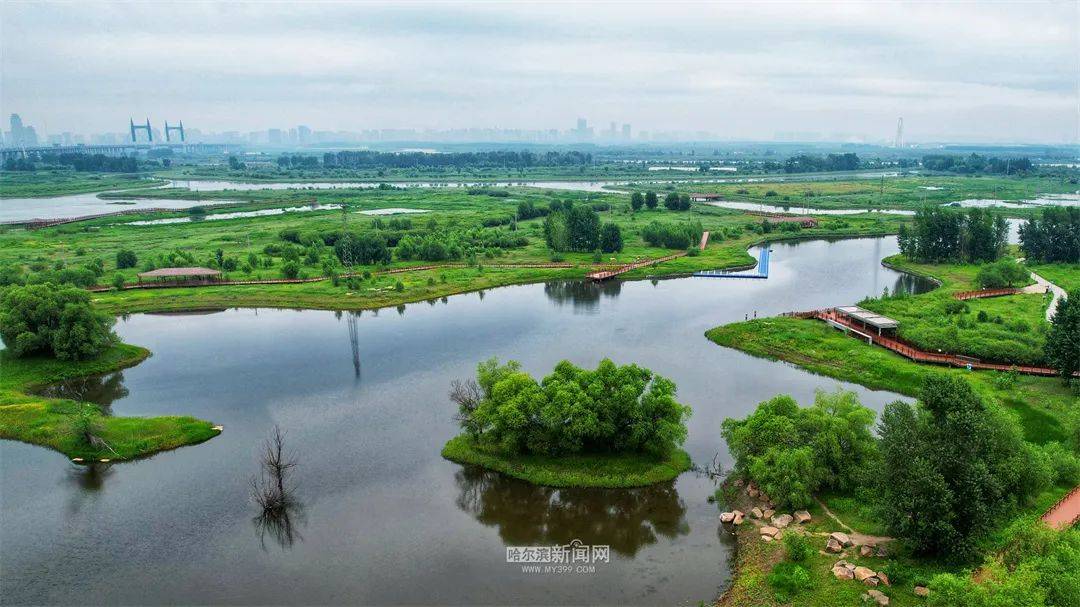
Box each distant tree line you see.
[898,206,1008,263]
[1020,207,1080,263]
[321,150,592,170]
[783,153,861,174]
[921,153,1033,175]
[4,153,139,173]
[276,154,320,169]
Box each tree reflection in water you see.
[68,461,113,491]
[38,372,129,408]
[250,426,306,551]
[543,280,623,313]
[454,465,688,557]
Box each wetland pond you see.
[1,237,935,605]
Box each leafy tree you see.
[334,232,391,266]
[115,249,138,269]
[644,191,658,209]
[458,358,691,457]
[0,283,115,360]
[543,204,600,252]
[664,192,681,210]
[722,390,877,509]
[877,376,1051,559]
[1020,207,1080,263]
[599,223,623,253]
[1045,290,1079,382]
[630,192,644,211]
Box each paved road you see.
[1024,271,1067,322]
[1042,486,1080,530]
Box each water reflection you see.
[67,461,114,492]
[38,371,129,407]
[544,280,623,313]
[250,427,307,551]
[454,466,688,557]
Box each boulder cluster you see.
[719,481,812,544]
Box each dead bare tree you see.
[250,426,304,550]
[450,378,484,438]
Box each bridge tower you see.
[164,120,185,142]
[130,118,152,143]
[894,117,904,149]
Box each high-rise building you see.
[297,125,311,144]
[7,114,39,147]
[622,123,631,139]
[267,128,283,144]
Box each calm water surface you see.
[1,238,933,605]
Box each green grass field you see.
[0,171,165,197]
[1,185,908,313]
[441,434,691,488]
[0,344,218,461]
[861,254,1056,366]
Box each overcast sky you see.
[1,1,1077,143]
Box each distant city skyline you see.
[2,2,1076,145]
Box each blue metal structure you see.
[694,246,771,279]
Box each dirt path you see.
[813,497,894,545]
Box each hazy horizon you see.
[2,1,1077,144]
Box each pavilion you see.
[833,306,898,336]
[137,267,222,285]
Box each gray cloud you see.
[1,1,1076,143]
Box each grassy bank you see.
[706,317,1073,444]
[0,171,164,197]
[0,343,219,461]
[861,254,1054,366]
[440,434,691,488]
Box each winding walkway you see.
[1024,270,1067,323]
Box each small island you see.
[441,358,692,488]
[0,283,219,461]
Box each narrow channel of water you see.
[1,237,935,605]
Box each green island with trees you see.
[0,283,218,461]
[441,358,692,487]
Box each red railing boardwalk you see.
[807,309,1064,377]
[1042,486,1080,530]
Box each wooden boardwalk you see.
[809,309,1063,377]
[953,287,1022,300]
[586,252,688,281]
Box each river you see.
[0,237,935,605]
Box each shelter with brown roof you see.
[137,267,222,285]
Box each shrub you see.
[111,273,125,290]
[783,533,812,562]
[115,249,138,269]
[767,562,813,602]
[281,261,300,279]
[394,280,404,292]
[977,260,1030,289]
